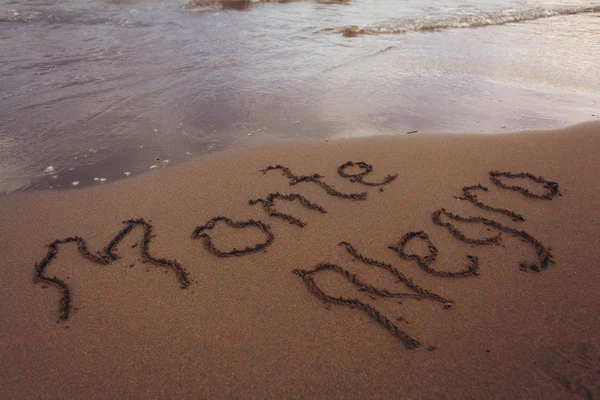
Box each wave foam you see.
[339,5,600,37]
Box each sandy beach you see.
[0,122,599,399]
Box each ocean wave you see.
[338,5,600,37]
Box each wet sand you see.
[0,122,599,399]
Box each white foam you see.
[339,5,600,37]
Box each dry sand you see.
[1,122,599,399]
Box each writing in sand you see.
[33,161,560,350]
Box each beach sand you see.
[0,122,599,399]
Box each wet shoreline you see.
[1,0,599,194]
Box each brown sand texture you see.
[1,122,599,399]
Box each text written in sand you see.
[32,162,559,350]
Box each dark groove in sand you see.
[261,164,367,200]
[33,218,190,321]
[337,161,398,187]
[294,169,559,347]
[249,192,327,227]
[192,216,274,257]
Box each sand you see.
[0,122,599,399]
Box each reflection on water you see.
[0,0,599,193]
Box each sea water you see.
[1,0,599,192]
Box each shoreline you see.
[1,122,599,399]
[10,120,599,196]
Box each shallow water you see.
[1,0,599,193]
